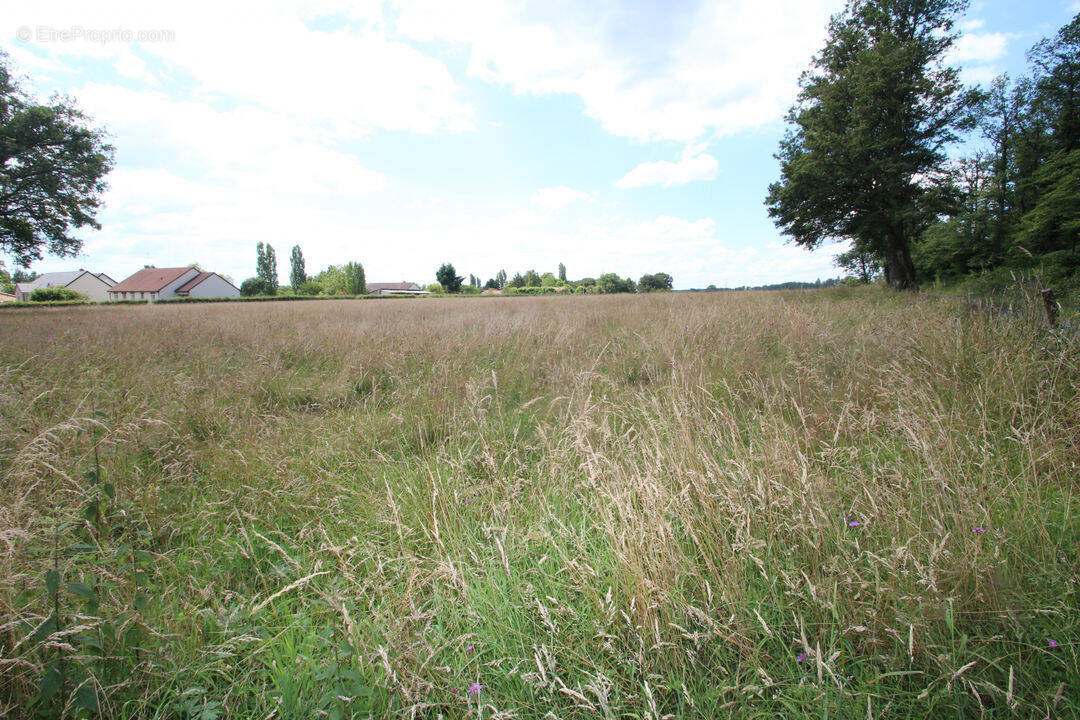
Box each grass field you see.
[1,288,1077,719]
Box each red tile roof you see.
[110,267,195,293]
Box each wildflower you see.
[467,682,482,697]
[973,526,985,533]
[796,652,806,664]
[465,645,474,652]
[845,516,859,527]
[1048,639,1059,649]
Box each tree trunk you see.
[886,233,919,290]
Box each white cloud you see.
[74,83,387,196]
[531,186,593,211]
[950,31,1010,64]
[615,150,719,189]
[390,0,844,142]
[7,1,475,136]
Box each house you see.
[0,291,15,303]
[367,282,430,296]
[173,271,241,299]
[107,266,239,301]
[481,288,502,295]
[14,270,117,302]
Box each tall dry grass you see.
[0,288,1077,718]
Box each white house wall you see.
[66,273,114,302]
[158,268,200,299]
[187,275,239,299]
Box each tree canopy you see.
[255,242,278,295]
[436,263,463,293]
[289,245,306,290]
[767,0,975,289]
[0,54,114,267]
[912,13,1080,291]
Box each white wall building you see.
[14,270,116,302]
[107,267,239,301]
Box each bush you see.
[638,273,673,292]
[240,277,268,297]
[504,286,564,295]
[29,286,85,302]
[426,283,444,294]
[296,281,323,296]
[597,273,636,294]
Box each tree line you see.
[431,263,673,294]
[768,0,1080,296]
[240,246,673,297]
[240,244,367,297]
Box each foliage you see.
[767,0,975,289]
[913,14,1080,297]
[289,246,306,290]
[503,285,566,295]
[597,273,636,293]
[343,262,366,296]
[239,277,267,297]
[28,286,85,302]
[495,269,507,289]
[835,246,881,283]
[295,280,323,296]
[435,263,463,293]
[558,262,567,282]
[637,272,673,292]
[255,243,278,295]
[0,54,114,266]
[425,282,443,293]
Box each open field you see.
[1,289,1078,718]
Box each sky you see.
[3,0,1076,289]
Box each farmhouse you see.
[14,270,117,302]
[0,291,15,303]
[108,267,239,301]
[367,282,430,296]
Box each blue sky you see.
[3,0,1076,288]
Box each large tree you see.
[766,0,974,289]
[256,242,278,295]
[343,261,365,295]
[0,55,114,267]
[289,245,306,290]
[1017,14,1080,259]
[436,263,463,293]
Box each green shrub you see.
[296,281,323,296]
[504,286,565,295]
[29,286,85,302]
[240,277,268,297]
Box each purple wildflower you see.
[796,652,806,664]
[467,682,482,697]
[973,526,985,533]
[465,645,474,652]
[846,516,859,527]
[1048,639,1059,649]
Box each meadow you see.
[0,288,1077,719]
